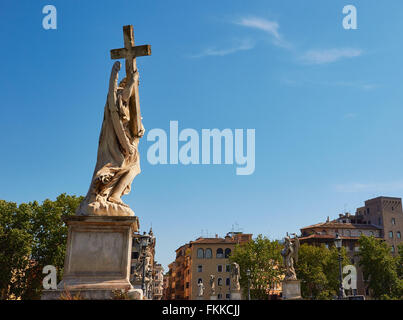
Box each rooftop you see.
[301,221,381,230]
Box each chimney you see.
[215,234,218,238]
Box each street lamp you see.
[246,269,251,300]
[140,235,150,296]
[334,233,344,300]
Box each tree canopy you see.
[0,194,83,300]
[229,234,283,300]
[358,235,403,299]
[296,243,349,299]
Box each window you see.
[226,278,230,286]
[397,231,401,239]
[226,294,231,300]
[392,218,396,225]
[131,252,139,259]
[216,248,224,258]
[217,265,223,272]
[346,230,351,237]
[378,217,382,225]
[391,245,395,253]
[217,278,223,286]
[217,294,222,299]
[225,264,231,272]
[197,248,204,259]
[367,208,370,214]
[198,278,202,284]
[224,248,232,258]
[186,282,189,288]
[205,248,212,259]
[389,231,394,238]
[130,266,135,274]
[197,265,203,273]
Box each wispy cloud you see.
[299,48,363,65]
[190,39,255,58]
[234,17,281,39]
[233,16,290,48]
[334,181,403,193]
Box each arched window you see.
[216,248,224,258]
[217,278,223,286]
[197,248,204,259]
[205,248,212,259]
[224,248,231,258]
[198,278,202,284]
[226,278,230,286]
[345,230,351,237]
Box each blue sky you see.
[1,0,403,271]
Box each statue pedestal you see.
[210,295,217,300]
[281,279,302,300]
[196,296,204,300]
[42,215,139,300]
[231,292,242,300]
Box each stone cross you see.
[110,25,151,137]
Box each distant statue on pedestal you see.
[231,262,241,291]
[281,233,300,280]
[197,281,205,298]
[209,275,216,296]
[281,233,302,300]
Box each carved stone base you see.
[231,292,242,300]
[42,215,139,300]
[282,279,302,300]
[210,295,217,300]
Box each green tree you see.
[358,235,403,299]
[296,244,348,300]
[229,234,282,300]
[397,243,403,279]
[0,194,83,300]
[0,200,33,299]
